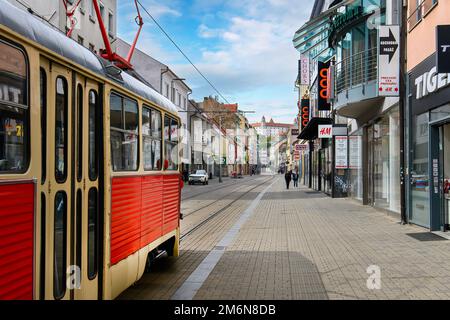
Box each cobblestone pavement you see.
[119,175,450,300]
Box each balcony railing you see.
[334,47,378,97]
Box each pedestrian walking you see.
[293,170,299,188]
[285,170,292,190]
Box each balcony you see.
[333,47,384,120]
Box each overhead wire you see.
[136,0,231,104]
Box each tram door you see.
[40,60,73,300]
[73,74,101,299]
[40,58,102,300]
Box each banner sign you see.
[318,125,332,139]
[299,55,310,85]
[317,61,331,110]
[295,144,308,151]
[300,99,310,130]
[349,136,362,169]
[437,25,450,74]
[335,136,348,169]
[378,25,400,96]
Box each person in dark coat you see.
[285,170,292,189]
[292,170,299,187]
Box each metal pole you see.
[219,117,223,183]
[399,0,407,224]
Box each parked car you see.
[189,170,209,185]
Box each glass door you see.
[410,113,430,228]
[442,124,450,230]
[366,126,374,205]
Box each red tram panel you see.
[0,182,35,300]
[110,174,180,266]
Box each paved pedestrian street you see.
[119,175,450,300]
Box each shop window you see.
[410,112,430,226]
[0,40,28,173]
[110,92,138,171]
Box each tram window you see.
[110,92,138,171]
[87,188,98,280]
[55,77,68,183]
[164,116,179,171]
[54,191,67,300]
[89,90,98,180]
[0,40,28,173]
[76,84,83,182]
[40,68,47,183]
[143,106,162,171]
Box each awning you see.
[297,117,333,140]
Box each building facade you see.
[8,0,117,53]
[406,0,450,230]
[294,0,403,205]
[116,38,192,173]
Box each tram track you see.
[180,176,274,242]
[181,181,258,218]
[182,178,244,201]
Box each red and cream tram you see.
[0,0,182,300]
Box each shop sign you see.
[378,26,400,97]
[318,125,332,139]
[299,54,310,85]
[329,6,363,41]
[295,144,307,151]
[349,136,362,169]
[0,83,23,105]
[414,66,450,100]
[437,25,450,74]
[317,61,331,110]
[300,99,310,130]
[410,53,450,115]
[335,136,348,169]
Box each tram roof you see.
[0,0,179,116]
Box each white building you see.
[251,116,293,137]
[116,38,192,171]
[8,0,117,53]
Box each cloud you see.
[198,24,223,38]
[119,0,313,123]
[173,0,312,123]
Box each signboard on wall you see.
[437,25,450,73]
[335,136,348,169]
[378,25,400,96]
[300,99,310,130]
[318,125,332,139]
[299,55,310,85]
[317,61,331,110]
[349,135,362,169]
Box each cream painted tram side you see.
[0,0,182,300]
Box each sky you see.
[117,0,313,124]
